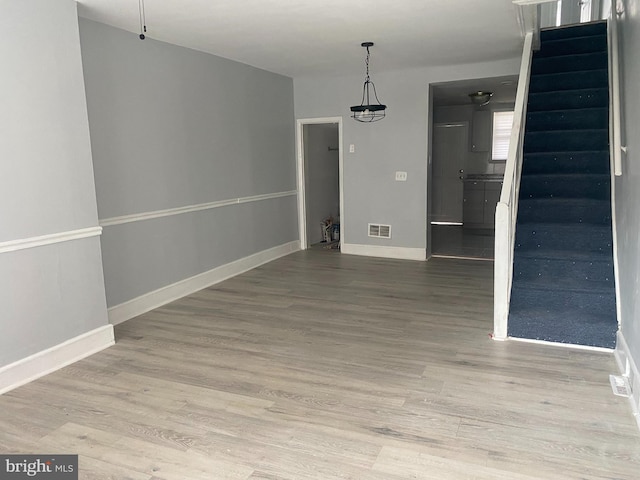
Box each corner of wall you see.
[614,330,640,430]
[0,325,115,395]
[108,240,300,325]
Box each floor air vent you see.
[368,223,391,239]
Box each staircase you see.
[508,21,617,348]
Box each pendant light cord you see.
[138,0,147,39]
[363,46,372,105]
[365,45,370,79]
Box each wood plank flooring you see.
[1,249,639,479]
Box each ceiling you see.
[76,0,525,78]
[432,75,519,107]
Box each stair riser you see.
[508,296,617,348]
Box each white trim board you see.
[100,190,297,227]
[295,117,344,251]
[341,243,427,261]
[0,226,102,254]
[108,240,300,325]
[0,324,115,395]
[614,331,640,430]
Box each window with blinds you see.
[491,111,515,161]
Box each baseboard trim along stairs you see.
[508,21,617,349]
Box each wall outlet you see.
[395,171,407,181]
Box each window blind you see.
[491,111,515,161]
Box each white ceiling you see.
[76,0,524,78]
[433,75,519,107]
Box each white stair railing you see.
[607,8,623,176]
[493,31,534,340]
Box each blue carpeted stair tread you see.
[527,88,608,111]
[515,222,613,254]
[518,197,611,224]
[529,69,609,93]
[535,34,607,58]
[522,151,609,174]
[526,108,608,131]
[540,21,607,41]
[519,173,610,200]
[514,248,613,261]
[523,129,608,153]
[531,51,608,75]
[513,256,615,290]
[510,285,616,312]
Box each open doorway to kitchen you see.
[428,75,517,260]
[296,117,344,252]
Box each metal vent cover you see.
[368,223,391,238]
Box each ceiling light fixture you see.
[468,91,493,106]
[350,42,387,123]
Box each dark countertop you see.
[464,174,504,182]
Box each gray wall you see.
[0,0,109,366]
[294,58,520,248]
[615,0,640,364]
[304,124,340,245]
[78,20,298,308]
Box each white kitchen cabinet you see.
[463,180,503,228]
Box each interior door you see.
[431,123,467,224]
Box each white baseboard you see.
[0,324,115,395]
[614,330,640,430]
[341,243,426,261]
[108,240,300,325]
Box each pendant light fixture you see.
[350,42,387,122]
[138,0,147,40]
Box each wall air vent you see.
[368,223,391,239]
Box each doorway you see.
[296,117,344,250]
[427,75,518,260]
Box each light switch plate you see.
[395,171,407,181]
[349,144,355,153]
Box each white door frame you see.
[295,117,344,250]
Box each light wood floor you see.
[2,250,639,479]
